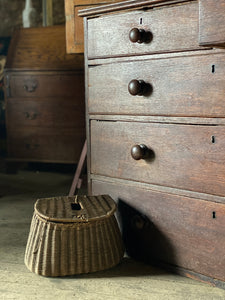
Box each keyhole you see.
[212,211,216,219]
[140,18,143,25]
[212,65,215,73]
[211,136,215,144]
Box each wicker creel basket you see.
[24,194,124,277]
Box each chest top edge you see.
[78,0,195,18]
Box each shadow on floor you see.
[50,200,177,280]
[56,257,169,280]
[118,200,177,268]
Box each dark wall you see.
[0,0,65,37]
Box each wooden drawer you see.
[88,51,225,117]
[91,178,225,282]
[199,0,225,47]
[87,1,200,59]
[7,127,85,163]
[6,98,85,128]
[91,120,225,197]
[7,73,84,98]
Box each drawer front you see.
[199,0,225,47]
[9,73,84,98]
[7,127,85,163]
[87,1,200,59]
[92,178,225,282]
[88,52,225,117]
[6,98,85,128]
[91,121,225,197]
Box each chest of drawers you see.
[81,0,225,286]
[4,25,85,164]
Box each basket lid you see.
[34,195,117,223]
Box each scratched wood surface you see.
[88,50,225,117]
[65,0,121,53]
[199,0,225,47]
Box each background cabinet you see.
[4,25,85,164]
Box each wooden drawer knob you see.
[129,28,151,44]
[132,214,147,230]
[131,144,150,160]
[128,79,148,96]
[23,79,38,93]
[24,112,38,120]
[25,143,40,150]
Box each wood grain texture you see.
[87,1,200,59]
[91,174,225,205]
[7,72,84,98]
[90,115,225,126]
[91,178,225,282]
[6,98,85,129]
[65,0,77,53]
[7,126,85,163]
[79,0,193,17]
[199,0,225,47]
[65,0,120,53]
[84,0,225,285]
[88,52,225,117]
[91,120,225,197]
[5,26,85,164]
[5,25,84,70]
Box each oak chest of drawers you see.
[4,25,85,164]
[81,0,225,285]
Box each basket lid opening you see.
[71,203,82,211]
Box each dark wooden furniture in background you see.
[64,0,121,53]
[4,25,85,164]
[80,0,225,287]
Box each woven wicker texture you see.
[24,195,124,277]
[35,194,116,222]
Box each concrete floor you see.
[1,166,225,300]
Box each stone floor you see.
[1,166,225,300]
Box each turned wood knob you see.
[131,144,150,160]
[23,83,37,92]
[129,28,148,43]
[25,143,39,150]
[24,112,38,120]
[128,79,148,96]
[132,215,147,230]
[129,28,153,44]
